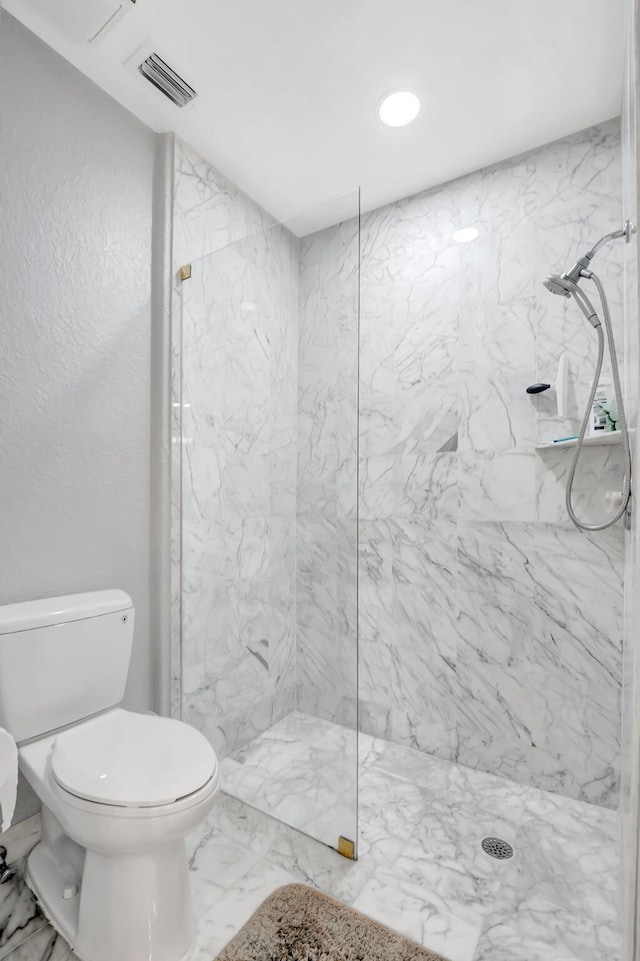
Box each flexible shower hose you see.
[565,271,632,531]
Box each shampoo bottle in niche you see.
[588,376,618,434]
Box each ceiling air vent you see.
[138,53,197,108]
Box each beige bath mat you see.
[215,883,450,961]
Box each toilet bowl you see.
[20,709,220,961]
[0,591,220,961]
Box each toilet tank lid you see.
[0,590,133,635]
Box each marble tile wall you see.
[296,215,360,726]
[173,138,299,758]
[174,122,626,804]
[297,120,626,806]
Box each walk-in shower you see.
[543,222,633,531]
[172,115,634,960]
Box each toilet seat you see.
[50,708,218,807]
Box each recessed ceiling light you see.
[379,90,421,127]
[452,227,479,244]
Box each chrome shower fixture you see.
[542,221,634,532]
[544,221,634,298]
[543,275,602,329]
[543,274,573,297]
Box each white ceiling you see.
[3,0,626,234]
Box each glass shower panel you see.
[180,191,360,855]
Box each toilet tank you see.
[0,590,134,742]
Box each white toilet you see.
[0,590,220,961]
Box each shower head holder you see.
[545,221,636,304]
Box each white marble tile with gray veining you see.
[174,118,625,822]
[0,875,47,961]
[295,119,624,806]
[178,174,299,759]
[1,718,619,961]
[220,712,357,850]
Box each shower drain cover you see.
[481,837,514,860]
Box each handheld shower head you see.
[543,274,572,297]
[544,272,600,327]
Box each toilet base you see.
[26,843,80,950]
[27,837,195,961]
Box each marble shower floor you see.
[221,711,358,850]
[1,712,620,961]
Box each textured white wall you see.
[0,14,156,816]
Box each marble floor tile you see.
[353,873,484,961]
[187,832,261,918]
[474,908,620,961]
[1,713,621,961]
[221,710,358,850]
[0,876,47,961]
[0,927,73,961]
[191,857,303,961]
[0,818,41,870]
